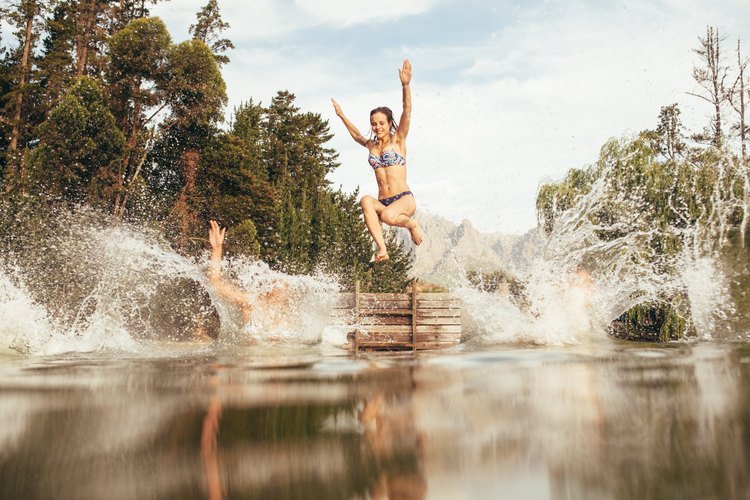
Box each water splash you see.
[457,138,740,344]
[0,209,342,355]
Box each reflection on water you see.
[1,341,750,499]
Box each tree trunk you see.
[75,0,97,77]
[6,10,34,193]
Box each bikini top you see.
[368,147,406,169]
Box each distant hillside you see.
[395,211,544,286]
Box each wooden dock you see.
[331,281,463,351]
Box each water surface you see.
[1,339,748,499]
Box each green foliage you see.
[31,76,125,202]
[226,219,260,257]
[108,16,171,83]
[609,301,692,342]
[165,39,226,125]
[361,230,414,293]
[189,0,234,66]
[536,166,596,234]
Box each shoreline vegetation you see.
[0,0,412,298]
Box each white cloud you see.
[293,0,439,27]
[154,0,442,42]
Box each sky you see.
[150,1,747,232]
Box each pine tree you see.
[106,16,171,217]
[30,76,125,203]
[2,0,53,193]
[189,0,234,66]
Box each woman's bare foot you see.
[409,222,423,245]
[372,249,390,262]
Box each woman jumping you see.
[332,59,423,262]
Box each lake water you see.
[2,338,748,500]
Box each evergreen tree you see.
[2,0,53,193]
[37,2,77,110]
[106,16,171,217]
[30,76,125,203]
[189,0,234,66]
[108,0,167,30]
[653,104,687,161]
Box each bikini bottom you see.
[379,190,413,207]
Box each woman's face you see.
[370,112,390,140]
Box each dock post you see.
[411,280,418,351]
[354,280,361,351]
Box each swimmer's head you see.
[370,106,397,141]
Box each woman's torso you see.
[368,140,409,199]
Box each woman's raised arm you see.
[208,220,252,310]
[332,98,370,147]
[397,59,412,140]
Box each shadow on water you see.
[0,341,749,499]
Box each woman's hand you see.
[208,220,225,252]
[331,98,343,117]
[399,59,412,86]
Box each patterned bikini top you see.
[368,148,406,169]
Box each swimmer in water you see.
[207,220,290,327]
[331,59,423,262]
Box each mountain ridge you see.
[395,210,543,286]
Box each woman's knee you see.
[360,195,376,210]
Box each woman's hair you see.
[369,106,398,141]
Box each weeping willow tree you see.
[536,109,747,341]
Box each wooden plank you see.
[359,293,410,301]
[416,325,462,334]
[359,333,412,344]
[360,301,412,310]
[361,325,412,334]
[415,293,458,300]
[355,344,415,351]
[358,316,412,325]
[418,300,461,309]
[416,333,462,341]
[417,309,461,318]
[417,317,462,326]
[415,342,460,350]
[359,308,412,316]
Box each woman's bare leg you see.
[380,196,423,245]
[361,196,389,261]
